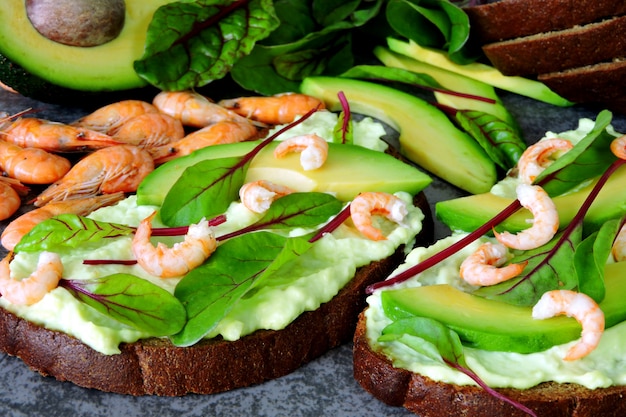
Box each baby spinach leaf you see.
[14,214,134,253]
[171,232,312,346]
[218,192,342,241]
[455,110,526,170]
[134,0,279,91]
[60,274,187,336]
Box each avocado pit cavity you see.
[26,0,126,47]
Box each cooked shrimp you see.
[0,117,120,152]
[0,251,63,306]
[1,192,125,251]
[494,183,559,250]
[153,90,250,128]
[532,289,605,361]
[459,242,527,286]
[132,211,217,278]
[0,179,21,221]
[610,134,626,160]
[152,120,258,163]
[273,134,329,171]
[33,145,153,206]
[239,180,294,213]
[111,113,185,153]
[612,224,626,262]
[349,192,408,241]
[0,139,71,184]
[218,93,325,125]
[72,100,159,135]
[517,138,573,184]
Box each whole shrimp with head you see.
[533,289,605,361]
[132,211,217,278]
[1,192,125,251]
[33,145,153,207]
[71,100,159,135]
[0,177,23,221]
[494,183,559,250]
[0,139,71,184]
[349,192,408,241]
[0,251,63,306]
[218,93,325,125]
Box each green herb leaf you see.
[339,64,441,89]
[61,274,186,336]
[171,231,312,346]
[14,214,134,253]
[455,110,526,170]
[134,0,279,91]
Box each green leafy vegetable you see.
[171,231,312,346]
[333,91,353,144]
[14,214,134,253]
[455,110,526,170]
[60,274,187,336]
[134,0,279,91]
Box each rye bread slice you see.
[0,193,432,396]
[353,311,626,417]
[465,0,626,44]
[482,16,626,76]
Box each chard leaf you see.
[14,214,134,253]
[160,156,247,227]
[312,0,362,27]
[576,217,624,302]
[339,64,441,89]
[536,110,618,196]
[171,232,312,346]
[60,274,186,336]
[218,192,342,241]
[134,0,279,91]
[334,91,354,144]
[455,110,526,170]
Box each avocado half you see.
[0,0,174,104]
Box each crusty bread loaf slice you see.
[482,16,626,76]
[353,311,626,417]
[0,193,432,396]
[465,0,626,43]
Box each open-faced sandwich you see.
[354,113,626,416]
[0,92,433,396]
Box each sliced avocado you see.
[381,261,626,353]
[136,140,432,207]
[436,164,626,234]
[299,76,497,194]
[387,38,573,107]
[373,46,520,132]
[0,0,174,99]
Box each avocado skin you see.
[0,53,159,107]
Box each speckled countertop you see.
[0,88,624,417]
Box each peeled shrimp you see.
[0,179,21,221]
[152,120,258,163]
[132,211,217,278]
[239,180,294,213]
[517,138,573,184]
[153,90,250,128]
[612,224,626,262]
[532,289,605,361]
[72,100,159,135]
[459,242,527,286]
[349,192,408,241]
[610,134,626,160]
[273,134,329,171]
[0,139,71,184]
[0,117,119,152]
[218,93,325,125]
[1,192,125,251]
[0,251,63,306]
[494,183,559,250]
[33,145,153,206]
[111,113,185,153]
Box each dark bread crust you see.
[465,0,626,43]
[0,193,433,396]
[482,16,626,76]
[353,311,626,417]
